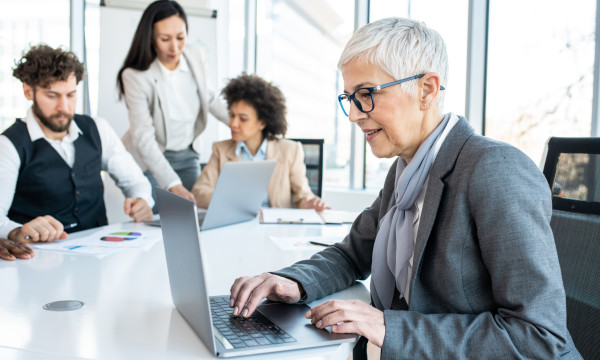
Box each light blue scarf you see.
[371,114,450,310]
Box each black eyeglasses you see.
[337,74,445,116]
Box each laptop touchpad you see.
[257,302,310,328]
[258,302,355,341]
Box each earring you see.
[424,103,430,107]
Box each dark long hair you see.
[116,0,188,98]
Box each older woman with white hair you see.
[229,18,581,359]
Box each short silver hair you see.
[338,17,448,109]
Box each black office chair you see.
[289,138,324,197]
[542,136,600,360]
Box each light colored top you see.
[192,138,315,209]
[0,107,154,238]
[156,57,199,152]
[235,138,268,161]
[236,138,269,207]
[405,112,459,303]
[120,45,228,190]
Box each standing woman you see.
[117,0,228,206]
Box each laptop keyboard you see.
[210,296,297,349]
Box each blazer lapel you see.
[150,60,171,139]
[408,117,475,303]
[265,139,277,160]
[224,140,240,162]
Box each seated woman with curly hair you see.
[192,73,328,211]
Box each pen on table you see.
[309,241,331,247]
[24,222,78,240]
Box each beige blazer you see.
[120,46,228,188]
[192,139,315,209]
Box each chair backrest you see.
[289,138,324,198]
[542,136,600,359]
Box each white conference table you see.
[0,219,370,360]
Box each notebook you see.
[157,189,357,357]
[259,208,361,224]
[150,160,276,230]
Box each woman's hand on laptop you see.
[230,273,303,318]
[305,299,386,347]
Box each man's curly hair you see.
[221,73,287,140]
[12,44,85,88]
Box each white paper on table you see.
[32,225,162,257]
[269,236,343,251]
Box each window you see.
[366,0,468,189]
[0,0,70,131]
[255,0,355,188]
[85,1,100,116]
[486,1,596,163]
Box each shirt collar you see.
[24,106,82,143]
[156,54,190,78]
[236,138,268,157]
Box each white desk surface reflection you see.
[0,219,370,360]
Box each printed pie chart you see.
[101,232,142,242]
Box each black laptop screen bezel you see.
[541,137,600,215]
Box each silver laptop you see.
[157,189,357,357]
[151,160,276,230]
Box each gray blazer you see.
[121,46,228,188]
[274,117,581,359]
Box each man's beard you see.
[32,97,74,133]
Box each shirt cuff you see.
[132,193,155,209]
[0,219,23,239]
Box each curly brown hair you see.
[221,73,287,140]
[12,44,85,88]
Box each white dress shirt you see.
[157,57,201,152]
[0,108,154,238]
[405,112,460,304]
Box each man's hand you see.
[8,215,67,243]
[230,273,303,318]
[0,238,34,261]
[305,299,386,347]
[124,198,153,222]
[168,184,197,205]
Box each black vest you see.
[3,115,108,232]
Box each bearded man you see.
[0,44,153,260]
